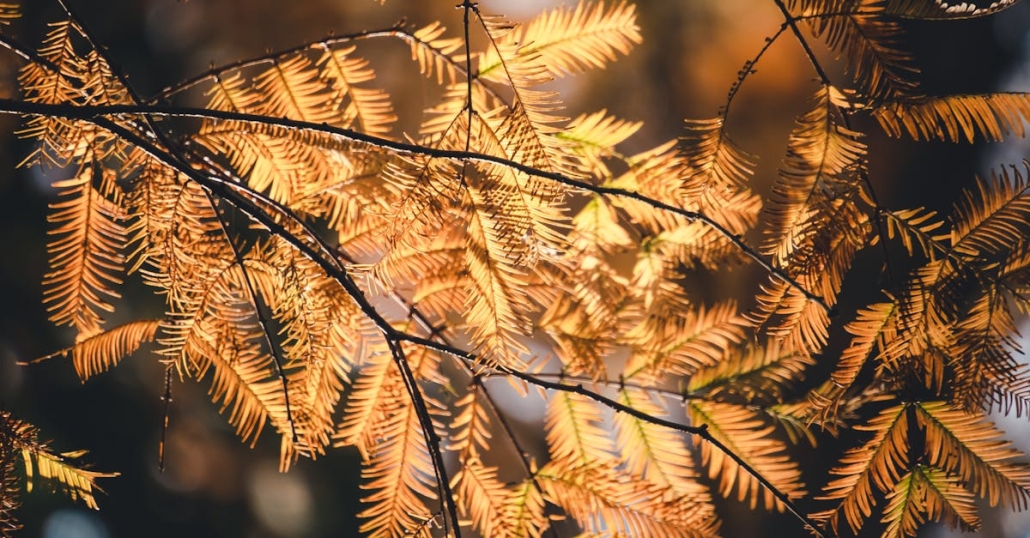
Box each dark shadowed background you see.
[1,1,1029,537]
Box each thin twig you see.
[208,191,299,444]
[159,365,173,472]
[721,22,788,119]
[773,0,833,87]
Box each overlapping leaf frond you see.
[559,110,641,177]
[545,391,616,468]
[885,0,1019,19]
[689,401,806,511]
[450,459,510,537]
[357,403,437,537]
[818,401,1030,537]
[690,340,816,405]
[536,196,630,377]
[315,45,396,136]
[875,93,1030,142]
[17,18,129,166]
[333,332,396,451]
[477,20,576,178]
[950,286,1028,413]
[0,412,116,522]
[755,85,871,353]
[951,161,1030,259]
[611,389,717,528]
[538,461,719,538]
[623,301,747,382]
[880,465,980,538]
[681,118,757,191]
[462,175,535,367]
[916,401,1030,509]
[190,45,395,211]
[260,245,359,457]
[809,300,898,418]
[477,1,641,80]
[816,403,910,534]
[763,85,868,285]
[337,345,441,536]
[680,118,762,234]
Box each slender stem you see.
[722,22,788,119]
[497,372,714,404]
[159,365,173,472]
[461,0,476,154]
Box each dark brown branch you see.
[773,0,833,87]
[385,338,462,538]
[504,372,716,404]
[0,98,829,311]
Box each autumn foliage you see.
[2,0,1030,537]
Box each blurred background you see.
[1,1,1029,537]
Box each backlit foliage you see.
[1,0,1030,537]
[0,411,116,537]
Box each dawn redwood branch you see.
[0,98,830,311]
[7,102,826,538]
[772,0,902,291]
[84,115,464,538]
